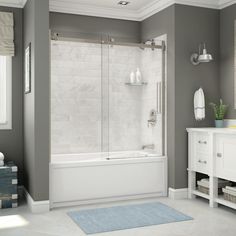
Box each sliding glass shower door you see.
[106,37,165,157]
[51,33,165,158]
[101,35,110,157]
[51,34,105,155]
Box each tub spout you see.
[142,144,155,150]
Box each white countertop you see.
[186,127,236,134]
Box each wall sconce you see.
[190,43,213,65]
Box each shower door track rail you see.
[51,36,164,50]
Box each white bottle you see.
[130,71,135,84]
[136,68,142,84]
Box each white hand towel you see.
[194,90,199,120]
[0,152,4,161]
[194,88,205,121]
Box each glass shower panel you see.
[107,38,164,156]
[101,35,110,157]
[108,44,142,153]
[140,41,164,156]
[50,37,103,155]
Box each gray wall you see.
[50,12,141,43]
[21,2,236,198]
[220,4,236,118]
[0,6,24,184]
[24,0,50,201]
[142,4,220,189]
[50,5,220,190]
[175,4,220,188]
[141,5,176,188]
[0,0,231,199]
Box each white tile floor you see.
[0,197,236,236]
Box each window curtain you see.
[0,12,14,56]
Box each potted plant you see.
[209,99,228,128]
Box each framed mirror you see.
[24,43,31,94]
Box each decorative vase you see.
[215,120,224,128]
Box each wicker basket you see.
[223,192,236,203]
[198,185,209,195]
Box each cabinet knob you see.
[217,153,222,158]
[198,160,207,164]
[198,140,207,144]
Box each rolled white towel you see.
[0,152,4,161]
[0,160,4,166]
[194,88,205,121]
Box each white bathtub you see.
[50,151,167,208]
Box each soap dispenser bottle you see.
[129,71,135,84]
[136,68,142,84]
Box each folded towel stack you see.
[0,152,5,167]
[223,186,236,196]
[223,186,236,203]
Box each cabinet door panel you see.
[215,135,236,181]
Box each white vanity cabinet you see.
[187,128,236,210]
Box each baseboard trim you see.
[22,187,50,213]
[51,192,165,209]
[168,188,188,200]
[18,185,25,199]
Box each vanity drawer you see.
[192,132,210,174]
[194,133,209,153]
[193,152,209,174]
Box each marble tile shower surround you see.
[51,40,163,154]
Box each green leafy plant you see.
[209,99,228,120]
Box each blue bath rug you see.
[68,202,193,234]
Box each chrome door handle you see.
[157,82,162,114]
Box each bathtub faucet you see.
[142,144,155,150]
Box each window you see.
[235,20,236,109]
[0,56,12,129]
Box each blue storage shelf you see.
[0,162,18,209]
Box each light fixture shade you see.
[190,43,213,65]
[198,48,213,63]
